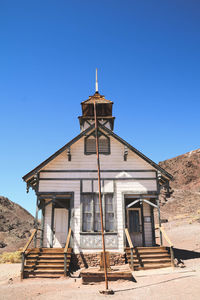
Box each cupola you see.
[78,70,115,131]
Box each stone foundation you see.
[70,252,126,271]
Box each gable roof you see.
[23,123,173,182]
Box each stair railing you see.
[124,228,134,270]
[21,228,38,279]
[64,228,72,276]
[157,226,175,268]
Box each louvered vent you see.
[85,136,110,154]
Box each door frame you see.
[127,207,143,246]
[37,192,74,248]
[53,207,69,248]
[127,207,142,233]
[123,195,146,247]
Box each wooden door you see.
[127,208,143,246]
[53,208,69,248]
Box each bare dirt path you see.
[0,223,200,300]
[0,267,200,300]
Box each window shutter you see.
[85,137,96,153]
[85,135,110,154]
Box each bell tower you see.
[78,70,115,131]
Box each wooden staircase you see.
[125,246,172,270]
[23,248,72,278]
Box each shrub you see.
[0,251,21,263]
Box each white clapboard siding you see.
[143,202,153,246]
[41,181,81,252]
[40,171,156,179]
[43,202,52,247]
[43,136,156,171]
[115,180,156,251]
[39,131,157,252]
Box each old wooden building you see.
[22,84,174,278]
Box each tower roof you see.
[81,91,113,105]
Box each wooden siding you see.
[42,136,156,171]
[40,134,157,252]
[143,202,153,246]
[43,201,52,247]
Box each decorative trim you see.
[67,147,71,161]
[23,123,172,182]
[124,146,128,161]
[39,177,156,181]
[40,169,156,173]
[80,232,117,235]
[23,124,95,181]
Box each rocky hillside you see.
[0,196,34,253]
[159,148,200,222]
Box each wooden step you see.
[30,269,65,274]
[28,248,72,252]
[125,249,168,254]
[24,273,64,278]
[127,258,171,264]
[134,263,171,270]
[27,255,65,259]
[126,255,170,260]
[125,246,172,271]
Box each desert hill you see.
[0,196,34,253]
[159,148,200,222]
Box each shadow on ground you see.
[174,248,200,261]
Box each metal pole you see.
[94,101,108,290]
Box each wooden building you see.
[22,86,173,278]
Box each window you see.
[82,194,115,232]
[85,132,110,155]
[82,195,92,232]
[105,194,114,231]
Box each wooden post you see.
[34,197,39,248]
[130,248,134,270]
[50,198,55,248]
[150,206,156,246]
[156,199,163,245]
[94,101,109,291]
[140,200,145,247]
[170,246,175,268]
[21,252,25,280]
[64,253,67,276]
[40,201,45,248]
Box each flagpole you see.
[94,100,108,290]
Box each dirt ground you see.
[0,222,200,300]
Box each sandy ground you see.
[0,222,200,300]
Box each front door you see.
[53,208,69,248]
[127,208,143,246]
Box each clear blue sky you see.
[0,1,199,216]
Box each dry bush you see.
[0,251,21,263]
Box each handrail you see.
[22,229,37,253]
[125,228,133,249]
[21,228,38,280]
[125,228,134,270]
[156,226,175,267]
[64,228,72,276]
[64,227,72,253]
[159,226,173,247]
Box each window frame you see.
[81,193,115,233]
